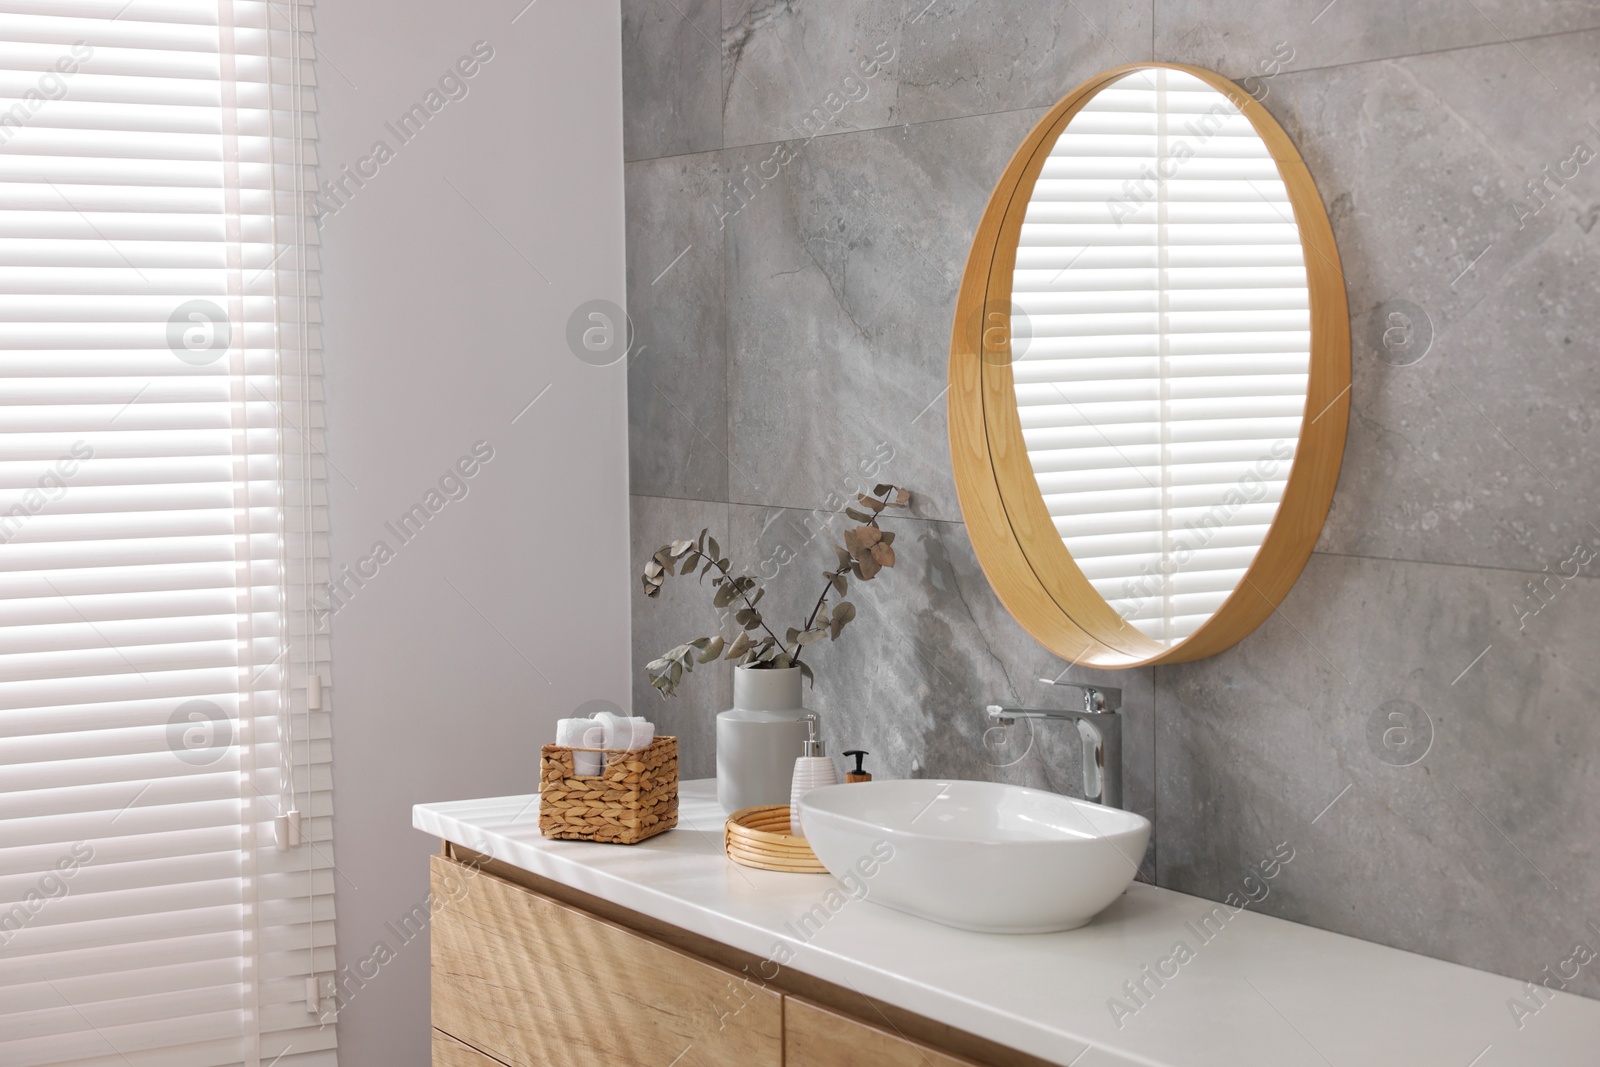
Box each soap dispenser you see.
[789,715,839,838]
[843,750,872,783]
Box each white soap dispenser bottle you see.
[789,714,839,838]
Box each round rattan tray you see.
[724,804,828,874]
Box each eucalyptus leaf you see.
[844,525,883,555]
[870,542,896,568]
[797,627,827,646]
[713,583,738,608]
[830,572,847,596]
[708,537,720,559]
[830,601,856,640]
[798,660,814,687]
[873,483,895,496]
[856,494,886,512]
[698,636,725,662]
[845,507,872,523]
[669,660,682,686]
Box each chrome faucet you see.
[985,682,1123,809]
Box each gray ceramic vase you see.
[716,666,811,814]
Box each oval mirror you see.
[950,63,1349,668]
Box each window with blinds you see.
[1011,67,1310,646]
[0,3,333,1067]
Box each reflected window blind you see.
[1012,67,1309,645]
[0,3,334,1066]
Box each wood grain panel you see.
[429,854,781,1067]
[433,1029,508,1067]
[786,997,984,1067]
[445,843,1059,1067]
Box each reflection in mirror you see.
[1011,68,1311,646]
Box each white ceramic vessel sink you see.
[799,779,1151,934]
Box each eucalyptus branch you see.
[698,550,785,651]
[792,485,896,667]
[798,574,842,648]
[640,483,912,697]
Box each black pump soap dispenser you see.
[843,750,871,783]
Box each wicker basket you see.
[538,735,678,845]
[724,804,828,874]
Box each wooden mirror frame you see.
[948,62,1350,669]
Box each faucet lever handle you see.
[1037,678,1122,713]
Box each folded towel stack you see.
[554,712,656,777]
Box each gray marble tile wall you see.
[621,0,1600,1003]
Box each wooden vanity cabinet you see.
[429,854,781,1067]
[429,850,1038,1067]
[431,1029,506,1067]
[785,997,984,1067]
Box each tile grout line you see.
[628,495,1600,582]
[1307,547,1600,583]
[620,22,1600,166]
[629,491,969,528]
[720,0,731,512]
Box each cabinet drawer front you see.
[430,854,781,1067]
[786,997,984,1067]
[434,1029,506,1067]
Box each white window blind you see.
[1011,67,1310,645]
[0,3,334,1066]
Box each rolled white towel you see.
[596,711,654,752]
[555,718,590,748]
[574,725,606,776]
[617,719,655,752]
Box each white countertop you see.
[414,781,1600,1067]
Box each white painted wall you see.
[314,2,628,1063]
